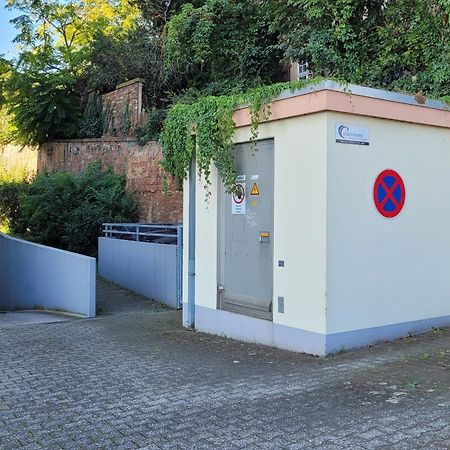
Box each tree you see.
[2,0,141,144]
[134,0,206,30]
[5,69,81,144]
[372,0,450,96]
[265,0,450,98]
[0,58,16,144]
[163,0,284,97]
[7,0,140,76]
[87,25,163,102]
[2,0,448,146]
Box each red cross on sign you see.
[373,169,406,218]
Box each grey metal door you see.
[218,139,274,320]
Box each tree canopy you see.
[268,0,450,97]
[0,0,448,146]
[1,0,140,144]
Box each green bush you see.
[1,162,138,256]
[0,167,29,233]
[62,163,138,255]
[0,180,27,234]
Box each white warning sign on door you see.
[231,182,246,215]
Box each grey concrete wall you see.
[98,237,178,309]
[0,233,96,317]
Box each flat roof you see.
[233,80,450,129]
[277,80,449,112]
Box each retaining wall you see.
[98,237,179,309]
[39,138,182,223]
[0,233,96,317]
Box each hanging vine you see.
[160,77,338,193]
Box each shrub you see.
[62,163,138,255]
[0,167,29,233]
[1,162,138,256]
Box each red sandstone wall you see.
[38,138,182,223]
[102,78,146,135]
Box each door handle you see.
[259,231,270,243]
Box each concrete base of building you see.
[183,304,450,356]
[326,315,450,354]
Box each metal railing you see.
[102,223,182,245]
[101,223,183,309]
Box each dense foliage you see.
[156,0,449,188]
[160,78,329,193]
[268,0,450,97]
[0,163,138,255]
[0,166,29,233]
[1,0,139,145]
[7,70,82,144]
[0,0,448,185]
[163,1,283,96]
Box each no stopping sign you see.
[373,169,406,218]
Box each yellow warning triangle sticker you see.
[251,182,260,196]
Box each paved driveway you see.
[0,279,448,449]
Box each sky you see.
[0,0,19,59]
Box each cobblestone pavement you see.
[0,281,449,449]
[96,278,168,316]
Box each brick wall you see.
[38,138,182,223]
[102,78,146,136]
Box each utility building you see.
[183,80,450,355]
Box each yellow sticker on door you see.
[251,182,260,196]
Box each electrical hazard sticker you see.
[250,183,260,196]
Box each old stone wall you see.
[39,138,182,223]
[102,78,146,136]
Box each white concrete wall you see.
[187,113,328,337]
[195,169,220,310]
[182,165,221,323]
[182,167,220,299]
[184,102,450,354]
[0,233,96,317]
[182,177,190,322]
[326,112,450,334]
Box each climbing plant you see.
[160,71,450,194]
[78,92,104,138]
[120,99,132,135]
[160,77,329,193]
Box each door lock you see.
[259,231,270,243]
[217,284,225,294]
